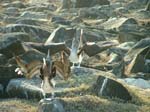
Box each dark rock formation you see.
[2,24,51,42]
[61,0,110,9]
[6,78,44,99]
[92,75,132,101]
[38,99,65,112]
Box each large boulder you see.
[126,38,150,59]
[45,27,75,45]
[38,99,65,112]
[0,37,26,58]
[101,17,138,30]
[1,32,30,42]
[1,24,51,42]
[19,11,48,19]
[118,24,149,43]
[51,16,71,25]
[92,75,132,101]
[78,7,109,19]
[0,64,18,88]
[61,0,110,9]
[6,78,44,99]
[121,78,150,89]
[126,46,150,74]
[0,54,7,65]
[15,18,49,26]
[2,1,26,8]
[3,7,20,16]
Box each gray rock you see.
[92,75,132,101]
[0,64,18,87]
[121,78,150,89]
[126,38,150,59]
[126,46,150,74]
[15,18,49,26]
[24,5,57,12]
[4,7,20,16]
[107,42,135,63]
[101,17,138,30]
[19,11,48,19]
[2,24,51,42]
[0,37,26,58]
[2,1,26,8]
[6,78,44,99]
[38,99,65,112]
[51,16,71,25]
[118,24,149,43]
[61,0,110,9]
[3,17,19,24]
[1,32,30,42]
[45,27,106,46]
[111,59,125,78]
[0,54,7,65]
[131,10,150,19]
[45,27,75,44]
[0,84,4,97]
[79,7,109,19]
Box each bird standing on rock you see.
[69,29,84,68]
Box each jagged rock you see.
[126,38,150,59]
[126,0,149,10]
[19,11,48,19]
[45,26,106,47]
[2,17,18,24]
[45,27,75,44]
[71,66,101,76]
[107,42,135,63]
[0,54,7,65]
[2,1,26,8]
[24,4,57,12]
[38,99,65,112]
[131,10,150,19]
[0,64,18,88]
[61,0,110,9]
[121,78,150,89]
[118,24,149,43]
[15,18,49,26]
[1,24,50,42]
[79,7,109,19]
[126,46,150,74]
[0,84,4,98]
[130,73,150,80]
[92,75,132,101]
[0,37,26,58]
[51,16,71,25]
[82,41,117,57]
[6,78,44,99]
[1,32,30,42]
[101,17,138,30]
[3,7,20,16]
[111,59,125,78]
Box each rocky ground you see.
[0,0,150,112]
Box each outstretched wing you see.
[14,55,42,79]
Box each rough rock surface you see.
[92,75,132,101]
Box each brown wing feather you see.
[14,55,42,79]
